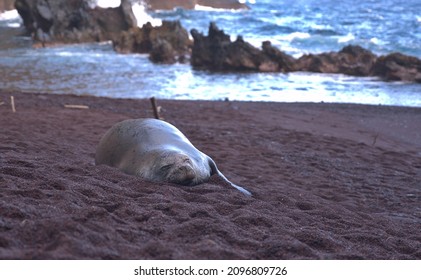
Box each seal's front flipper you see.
[208,158,252,196]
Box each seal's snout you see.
[169,164,196,186]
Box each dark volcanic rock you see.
[191,23,295,72]
[113,20,191,63]
[190,22,231,69]
[149,38,177,64]
[190,23,421,83]
[14,0,136,45]
[372,52,421,82]
[90,2,137,41]
[262,41,297,72]
[296,45,378,76]
[143,0,249,10]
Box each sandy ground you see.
[0,90,420,259]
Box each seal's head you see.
[140,150,204,186]
[159,152,197,185]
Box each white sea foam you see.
[132,3,162,27]
[96,0,120,8]
[338,33,355,43]
[195,4,224,11]
[309,23,334,31]
[6,22,20,28]
[0,9,22,28]
[0,9,20,21]
[370,37,380,45]
[284,32,311,41]
[194,4,247,12]
[239,0,256,4]
[271,16,302,26]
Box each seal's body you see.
[95,119,251,196]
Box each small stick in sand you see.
[150,97,163,120]
[64,104,89,109]
[372,133,379,146]
[0,101,4,106]
[10,96,16,113]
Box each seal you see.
[95,118,251,196]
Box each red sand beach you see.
[0,90,420,259]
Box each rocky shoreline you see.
[191,23,421,82]
[5,0,421,83]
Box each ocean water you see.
[0,0,420,107]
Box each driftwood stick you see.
[150,97,161,120]
[10,96,16,113]
[64,104,89,109]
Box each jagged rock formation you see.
[191,23,421,83]
[191,23,295,72]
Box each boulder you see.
[89,0,137,41]
[143,0,249,10]
[296,45,377,76]
[150,38,176,64]
[14,0,136,45]
[113,20,191,63]
[372,52,421,82]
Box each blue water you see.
[0,0,420,107]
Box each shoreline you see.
[2,83,421,108]
[1,90,420,259]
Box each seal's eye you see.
[160,164,173,172]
